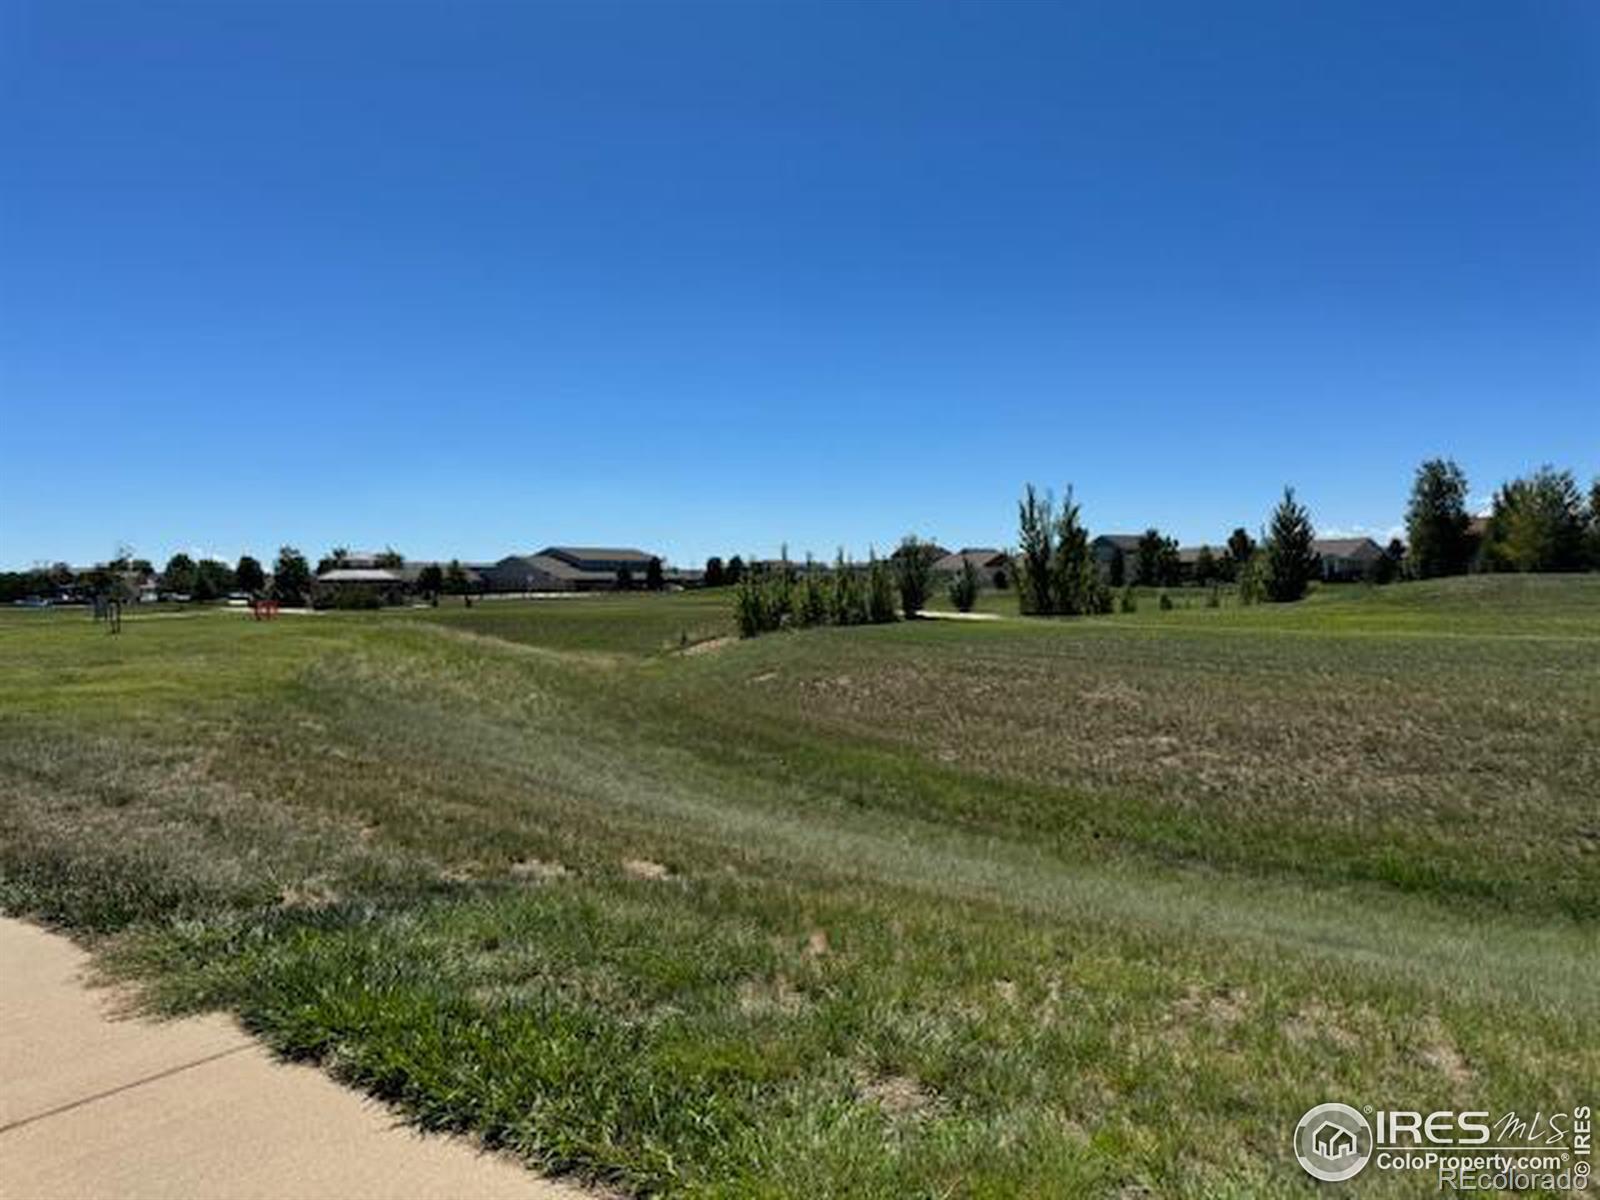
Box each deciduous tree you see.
[1405,458,1473,578]
[162,553,197,596]
[236,555,265,594]
[272,547,312,605]
[1483,467,1586,572]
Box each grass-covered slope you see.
[1,578,1596,1196]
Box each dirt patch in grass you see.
[1417,1015,1474,1087]
[509,858,570,881]
[1282,1000,1361,1051]
[1172,983,1251,1028]
[856,1071,937,1117]
[622,858,672,881]
[679,636,735,657]
[736,974,807,1017]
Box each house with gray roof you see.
[1313,537,1385,582]
[481,547,661,593]
[932,548,1010,588]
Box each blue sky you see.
[3,0,1597,570]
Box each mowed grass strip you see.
[0,578,1596,1197]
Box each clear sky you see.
[3,0,1597,570]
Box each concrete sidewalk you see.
[0,918,586,1200]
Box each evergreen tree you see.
[1193,545,1217,585]
[797,556,828,626]
[704,556,725,587]
[1405,458,1473,578]
[1227,528,1256,568]
[830,550,865,625]
[1264,488,1318,602]
[1588,479,1600,569]
[725,555,745,586]
[1015,484,1055,615]
[1049,489,1098,615]
[893,535,937,618]
[865,551,898,623]
[646,556,665,591]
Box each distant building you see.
[311,567,410,606]
[1090,534,1143,580]
[931,548,1010,588]
[481,546,659,593]
[1312,537,1384,582]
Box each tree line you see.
[1406,459,1600,576]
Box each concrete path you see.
[0,918,586,1200]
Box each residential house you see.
[311,567,410,606]
[1312,537,1384,582]
[1090,534,1143,581]
[931,548,1010,588]
[482,546,660,593]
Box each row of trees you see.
[1012,483,1322,615]
[1407,459,1600,576]
[733,540,942,637]
[703,556,747,588]
[1106,527,1261,588]
[1014,486,1111,615]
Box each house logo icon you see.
[1294,1103,1373,1182]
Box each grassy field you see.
[2,578,1597,1196]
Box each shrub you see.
[734,572,784,638]
[829,551,865,625]
[948,558,980,613]
[1120,586,1137,613]
[332,585,381,610]
[893,536,938,618]
[1206,584,1220,608]
[866,552,898,624]
[797,559,828,627]
[1237,553,1266,605]
[1158,591,1173,611]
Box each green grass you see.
[2,579,1597,1196]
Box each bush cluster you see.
[1015,484,1112,617]
[734,551,903,639]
